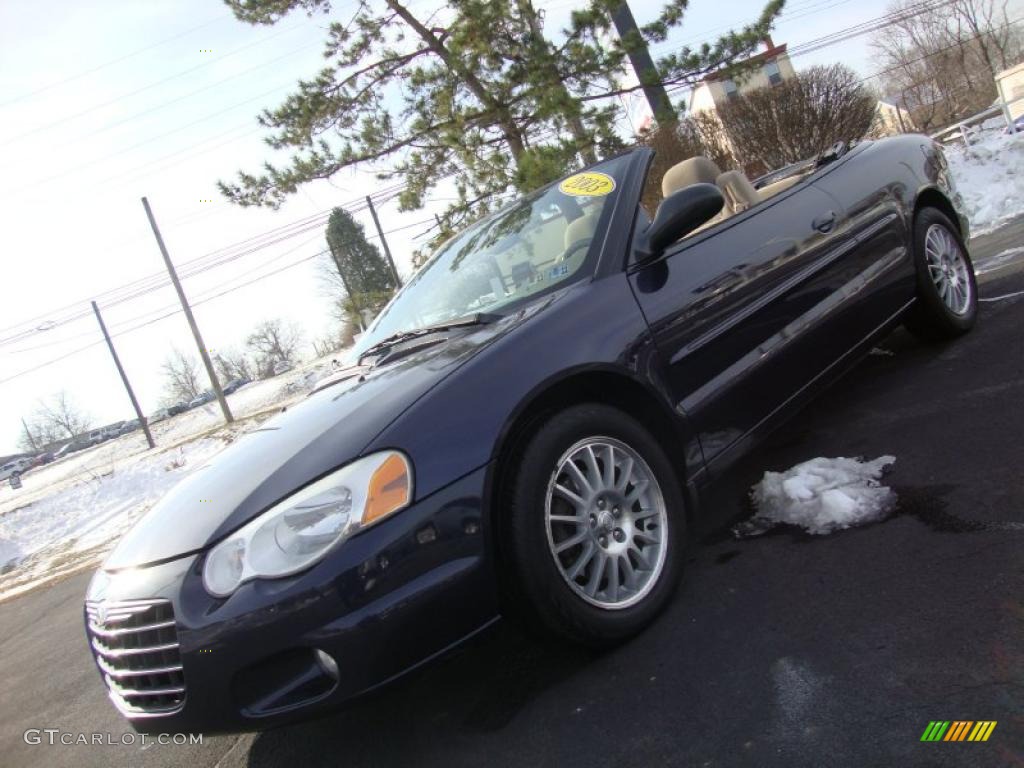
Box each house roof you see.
[701,43,789,83]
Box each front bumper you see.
[84,464,498,734]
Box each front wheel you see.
[506,403,686,647]
[904,208,977,341]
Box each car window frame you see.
[626,142,871,269]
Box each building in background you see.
[996,61,1024,121]
[874,95,916,135]
[688,37,795,116]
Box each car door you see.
[809,151,914,339]
[628,181,855,470]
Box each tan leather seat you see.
[716,170,761,214]
[662,156,722,197]
[556,211,601,271]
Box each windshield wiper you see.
[357,312,502,363]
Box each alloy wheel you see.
[544,437,668,610]
[924,223,972,316]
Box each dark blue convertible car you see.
[85,135,975,733]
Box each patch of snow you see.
[0,437,230,600]
[0,537,22,571]
[946,130,1024,236]
[741,456,897,536]
[0,349,351,601]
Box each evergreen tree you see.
[220,0,784,230]
[324,207,397,325]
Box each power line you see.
[648,0,860,55]
[1,21,308,147]
[855,15,1024,87]
[0,216,435,385]
[12,80,299,192]
[0,13,233,109]
[0,182,406,346]
[658,0,959,98]
[72,40,321,146]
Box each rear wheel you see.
[505,403,685,647]
[904,208,977,340]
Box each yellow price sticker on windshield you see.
[558,172,616,197]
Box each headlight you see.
[203,451,412,597]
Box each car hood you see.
[102,316,525,571]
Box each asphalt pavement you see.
[1,227,1022,768]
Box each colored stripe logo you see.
[920,721,997,742]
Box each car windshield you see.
[349,155,629,360]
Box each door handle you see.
[813,210,837,233]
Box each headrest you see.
[662,156,722,197]
[716,170,760,214]
[564,211,600,249]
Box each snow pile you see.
[0,437,229,600]
[946,129,1024,235]
[744,456,897,536]
[0,537,21,572]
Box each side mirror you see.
[636,183,725,262]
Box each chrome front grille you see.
[84,598,185,715]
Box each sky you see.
[0,0,924,453]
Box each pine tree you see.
[220,0,784,230]
[324,207,397,326]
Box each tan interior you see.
[757,174,804,199]
[716,170,760,214]
[659,155,812,239]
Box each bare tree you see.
[161,347,204,405]
[18,414,61,452]
[213,348,255,383]
[22,391,93,447]
[246,319,303,377]
[312,322,356,358]
[871,0,1024,132]
[715,64,878,171]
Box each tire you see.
[505,403,686,647]
[904,207,978,341]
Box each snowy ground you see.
[0,354,341,601]
[946,128,1024,235]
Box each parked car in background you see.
[51,443,75,461]
[150,409,171,424]
[272,360,293,376]
[100,424,124,441]
[222,377,252,395]
[117,419,140,435]
[188,392,215,409]
[167,403,188,417]
[32,451,55,467]
[0,457,33,481]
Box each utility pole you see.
[610,1,676,123]
[365,195,402,288]
[141,197,233,424]
[91,301,156,449]
[21,418,39,452]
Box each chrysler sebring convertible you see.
[85,135,975,733]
